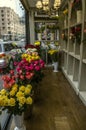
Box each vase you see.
[14,113,26,130]
[53,62,58,72]
[77,10,82,23]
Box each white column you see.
[29,11,35,44]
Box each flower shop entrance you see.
[8,67,86,130]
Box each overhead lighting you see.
[42,0,49,6]
[36,1,42,9]
[36,0,61,15]
[54,0,61,10]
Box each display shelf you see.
[62,68,79,95]
[79,63,86,91]
[74,43,80,55]
[60,0,86,105]
[69,40,74,52]
[82,41,86,59]
[63,52,67,70]
[73,58,80,81]
[70,22,82,28]
[82,59,86,64]
[69,52,75,57]
[67,55,74,75]
[68,74,79,95]
[35,22,59,41]
[74,54,80,60]
[63,49,68,53]
[79,92,86,106]
[62,40,68,50]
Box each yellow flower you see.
[26,97,33,105]
[0,89,6,95]
[12,83,18,88]
[63,9,68,14]
[26,84,32,90]
[12,87,17,93]
[10,90,16,96]
[25,88,31,95]
[8,98,15,106]
[12,84,18,92]
[16,91,24,98]
[19,85,25,92]
[3,96,8,106]
[0,96,4,106]
[34,41,40,46]
[18,96,26,105]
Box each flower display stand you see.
[53,62,58,72]
[14,113,26,130]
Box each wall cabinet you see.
[35,22,59,41]
[61,0,86,105]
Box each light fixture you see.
[54,0,61,10]
[42,0,49,6]
[36,1,42,9]
[36,0,61,15]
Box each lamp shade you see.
[42,0,49,6]
[36,1,42,9]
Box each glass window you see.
[2,19,4,21]
[1,10,3,13]
[1,14,4,17]
[0,44,2,52]
[4,43,14,51]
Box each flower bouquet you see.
[48,49,58,62]
[48,49,59,72]
[0,70,33,116]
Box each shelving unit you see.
[34,21,59,65]
[61,0,86,105]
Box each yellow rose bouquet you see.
[48,49,58,62]
[0,83,33,115]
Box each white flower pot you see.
[77,10,82,23]
[53,62,58,72]
[14,113,26,130]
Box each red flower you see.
[10,70,14,75]
[20,75,24,80]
